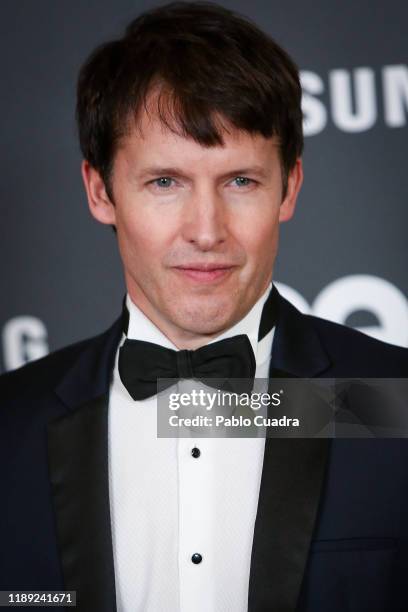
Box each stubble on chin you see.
[167,291,243,337]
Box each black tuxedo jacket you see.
[1,287,408,612]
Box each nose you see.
[181,185,228,251]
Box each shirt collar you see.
[125,294,178,350]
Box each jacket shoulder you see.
[306,313,408,376]
[0,333,102,402]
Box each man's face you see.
[83,109,303,348]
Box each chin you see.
[173,304,234,336]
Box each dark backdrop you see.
[1,0,407,373]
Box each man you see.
[1,2,407,611]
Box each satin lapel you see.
[47,314,124,612]
[47,393,116,612]
[248,291,332,612]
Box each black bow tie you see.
[118,286,279,401]
[119,335,256,400]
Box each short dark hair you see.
[76,1,303,201]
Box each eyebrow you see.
[137,165,270,180]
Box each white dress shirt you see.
[108,283,275,612]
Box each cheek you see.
[118,209,174,262]
[232,208,279,260]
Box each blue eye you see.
[232,176,253,187]
[152,177,174,189]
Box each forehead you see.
[117,102,280,172]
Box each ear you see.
[81,160,116,226]
[279,158,303,222]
